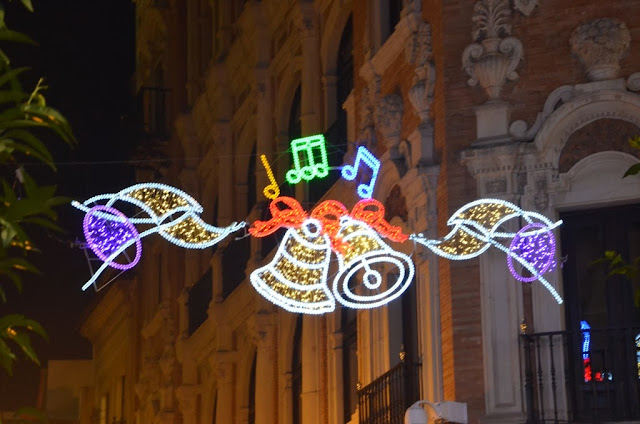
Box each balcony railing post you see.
[522,334,536,424]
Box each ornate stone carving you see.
[406,21,435,123]
[408,65,435,122]
[462,0,523,101]
[485,179,507,194]
[627,72,640,92]
[375,94,404,150]
[533,179,549,210]
[512,0,537,16]
[570,18,630,81]
[405,21,432,68]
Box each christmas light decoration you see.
[507,223,557,282]
[73,183,246,290]
[410,198,563,304]
[286,134,329,184]
[260,154,280,200]
[250,218,336,314]
[341,145,380,199]
[332,216,414,309]
[636,333,640,378]
[249,197,413,314]
[83,205,142,271]
[250,197,408,252]
[581,320,593,382]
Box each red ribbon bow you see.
[249,197,408,252]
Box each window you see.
[311,16,352,203]
[247,144,256,212]
[284,85,301,199]
[560,203,640,420]
[342,307,358,422]
[292,315,303,424]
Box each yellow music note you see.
[260,154,280,200]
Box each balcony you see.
[358,361,421,424]
[521,327,640,424]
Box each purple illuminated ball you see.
[83,205,142,270]
[507,222,556,283]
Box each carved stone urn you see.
[462,0,523,101]
[570,18,630,81]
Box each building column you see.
[212,351,235,424]
[250,311,277,424]
[176,384,201,424]
[301,316,322,424]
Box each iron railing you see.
[521,327,640,424]
[187,267,212,335]
[358,361,421,424]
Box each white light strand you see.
[410,198,564,304]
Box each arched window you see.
[312,16,352,203]
[292,315,303,424]
[284,85,301,199]
[247,144,256,213]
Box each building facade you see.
[79,1,640,423]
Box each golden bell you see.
[250,218,336,314]
[332,216,414,309]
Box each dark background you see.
[0,1,136,408]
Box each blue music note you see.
[341,146,380,199]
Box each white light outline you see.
[332,216,415,309]
[73,183,246,290]
[410,198,563,304]
[250,219,336,314]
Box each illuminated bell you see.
[332,216,414,309]
[250,218,336,314]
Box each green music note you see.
[286,134,329,184]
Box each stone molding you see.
[462,0,523,101]
[509,85,576,141]
[570,18,630,82]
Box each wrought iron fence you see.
[521,327,640,424]
[358,361,421,424]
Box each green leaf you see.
[623,163,640,178]
[0,338,16,375]
[628,135,640,150]
[0,29,37,46]
[19,0,34,12]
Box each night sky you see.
[0,1,136,408]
